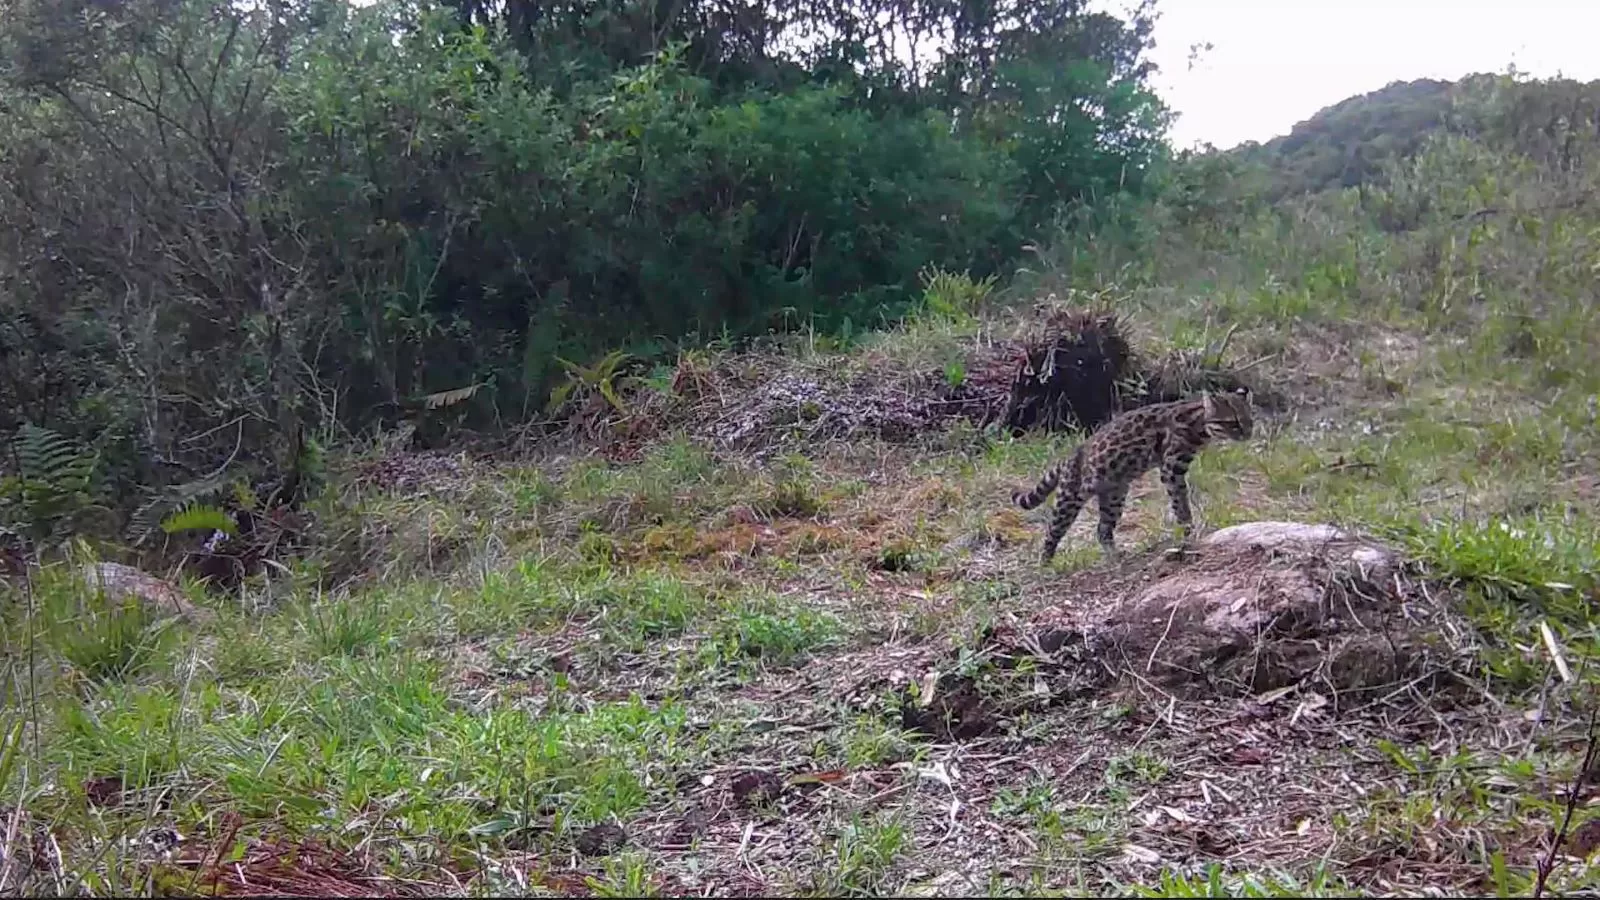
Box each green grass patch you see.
[19,566,185,685]
[709,597,848,668]
[1126,864,1353,898]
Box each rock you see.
[76,562,213,623]
[1200,520,1356,550]
[992,520,1459,704]
[1089,522,1430,698]
[1201,519,1400,581]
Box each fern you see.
[1,424,99,541]
[127,468,234,545]
[915,266,998,323]
[160,503,238,536]
[14,424,95,492]
[232,480,260,513]
[547,350,634,417]
[419,382,484,410]
[544,378,579,417]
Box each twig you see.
[1233,352,1280,373]
[1532,706,1599,899]
[178,412,251,446]
[1145,599,1181,673]
[1539,621,1574,685]
[1324,459,1378,473]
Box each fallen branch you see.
[1533,706,1599,899]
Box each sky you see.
[1142,0,1600,151]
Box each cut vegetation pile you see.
[531,304,1251,465]
[991,309,1133,436]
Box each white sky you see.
[1143,0,1600,150]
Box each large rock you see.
[77,562,213,623]
[1202,520,1397,577]
[1095,522,1443,698]
[1001,521,1462,703]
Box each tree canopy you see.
[0,0,1170,528]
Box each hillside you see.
[1227,73,1600,203]
[5,47,1600,900]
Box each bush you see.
[0,0,1169,536]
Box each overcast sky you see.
[1142,0,1600,150]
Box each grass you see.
[1123,864,1353,898]
[7,110,1600,896]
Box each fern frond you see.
[597,376,628,414]
[420,383,484,410]
[544,380,578,416]
[160,503,238,536]
[232,481,260,513]
[3,425,99,539]
[127,469,234,545]
[592,349,632,380]
[13,424,95,491]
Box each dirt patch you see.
[351,448,486,497]
[899,673,998,740]
[988,521,1471,706]
[698,366,942,452]
[1269,320,1423,418]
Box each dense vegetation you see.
[1226,72,1600,203]
[0,0,1167,541]
[6,0,1600,891]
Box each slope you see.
[3,72,1600,897]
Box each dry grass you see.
[10,392,1592,896]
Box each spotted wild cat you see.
[1012,389,1254,563]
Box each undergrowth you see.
[5,76,1600,897]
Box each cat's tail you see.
[1013,449,1082,510]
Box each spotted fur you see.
[1012,389,1254,562]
